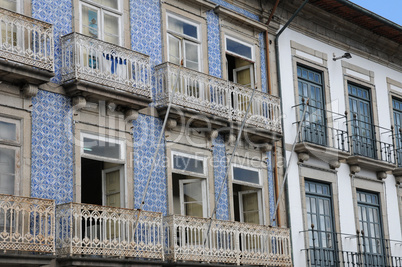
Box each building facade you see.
[276,0,402,266]
[0,0,291,266]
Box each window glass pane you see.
[168,16,197,39]
[226,38,252,60]
[242,192,259,224]
[173,155,204,174]
[92,0,118,10]
[168,35,180,65]
[183,181,203,217]
[0,0,16,11]
[0,148,15,195]
[184,42,199,70]
[83,137,121,159]
[233,167,259,184]
[82,5,99,38]
[104,13,119,44]
[0,121,16,141]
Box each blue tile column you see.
[213,135,229,220]
[267,150,276,226]
[31,90,74,204]
[259,32,268,93]
[207,10,222,78]
[133,114,167,215]
[32,0,73,84]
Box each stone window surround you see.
[165,143,214,217]
[298,165,342,254]
[72,0,131,49]
[350,175,390,243]
[160,2,209,74]
[220,22,261,89]
[226,145,269,225]
[387,78,402,152]
[290,41,334,132]
[73,107,133,209]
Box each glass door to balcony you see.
[297,66,326,146]
[349,84,375,158]
[393,98,402,166]
[357,190,386,266]
[305,180,337,267]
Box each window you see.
[0,116,20,195]
[232,165,263,224]
[349,84,375,158]
[80,133,125,208]
[297,66,326,146]
[0,0,21,12]
[167,13,201,71]
[171,152,207,217]
[357,190,385,265]
[393,98,402,166]
[79,0,122,45]
[305,180,336,266]
[225,36,255,88]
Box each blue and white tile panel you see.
[267,150,276,226]
[213,134,229,220]
[31,90,74,204]
[133,114,168,215]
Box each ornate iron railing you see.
[0,7,54,71]
[295,102,350,152]
[154,62,282,134]
[303,229,402,267]
[0,194,55,254]
[164,215,292,266]
[56,203,164,260]
[61,32,151,98]
[349,116,395,164]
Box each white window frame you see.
[80,132,125,163]
[171,151,207,177]
[231,164,264,224]
[102,165,125,208]
[0,0,22,13]
[166,12,202,71]
[79,0,123,45]
[225,35,255,62]
[179,178,207,217]
[0,116,21,196]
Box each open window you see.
[225,36,255,88]
[0,0,23,50]
[171,151,208,217]
[80,133,125,208]
[167,13,201,71]
[232,165,263,224]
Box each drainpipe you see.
[274,0,309,262]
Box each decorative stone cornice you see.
[22,84,38,98]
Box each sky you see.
[350,0,402,26]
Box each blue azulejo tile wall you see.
[207,10,222,78]
[31,90,74,204]
[133,114,167,215]
[259,33,268,94]
[32,0,73,84]
[267,150,276,226]
[213,134,229,220]
[130,0,162,66]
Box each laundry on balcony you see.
[103,51,127,79]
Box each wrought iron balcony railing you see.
[0,7,54,72]
[349,117,395,164]
[56,203,164,260]
[0,194,55,254]
[61,32,151,99]
[303,229,402,267]
[154,62,282,134]
[295,103,349,153]
[164,215,292,266]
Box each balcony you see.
[303,229,402,267]
[347,117,395,171]
[0,194,55,265]
[0,7,54,84]
[154,62,282,139]
[164,215,292,266]
[55,203,164,260]
[61,33,152,108]
[294,104,350,163]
